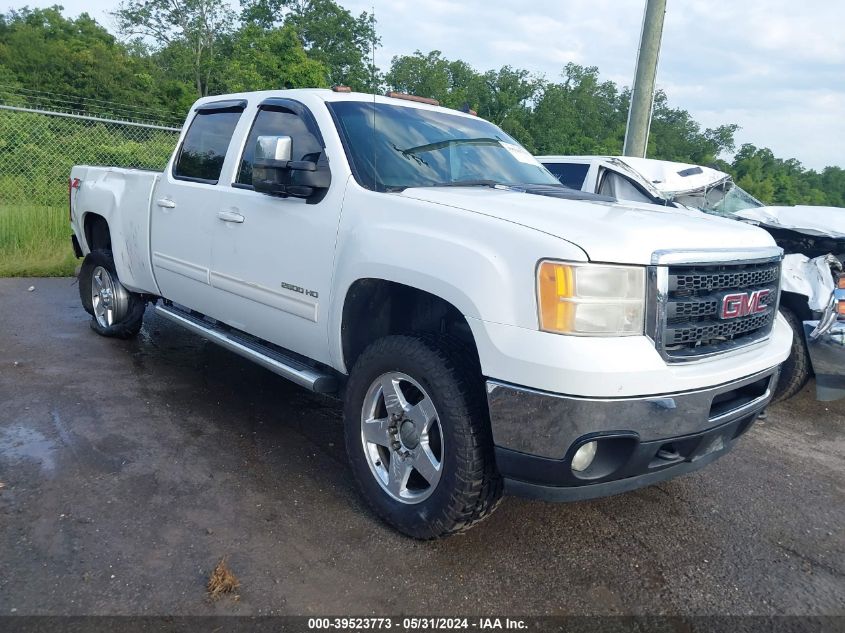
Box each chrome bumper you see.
[487,366,780,459]
[803,319,845,401]
[486,366,780,500]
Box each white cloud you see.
[3,0,844,168]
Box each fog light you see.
[571,441,598,472]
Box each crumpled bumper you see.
[803,282,845,402]
[804,319,845,401]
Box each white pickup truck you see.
[69,89,791,538]
[538,155,845,402]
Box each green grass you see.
[0,204,77,276]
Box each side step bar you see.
[154,304,338,394]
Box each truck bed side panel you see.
[71,166,162,295]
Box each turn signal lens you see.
[837,274,845,290]
[537,261,645,336]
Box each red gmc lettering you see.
[721,289,771,319]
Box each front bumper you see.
[487,365,780,502]
[803,319,845,401]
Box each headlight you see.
[537,260,645,336]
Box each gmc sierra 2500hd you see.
[69,89,791,538]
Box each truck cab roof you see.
[191,88,481,120]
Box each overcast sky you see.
[3,0,843,169]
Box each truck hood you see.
[733,205,845,240]
[400,187,775,265]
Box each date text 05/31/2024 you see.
[307,618,528,630]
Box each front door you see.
[208,99,344,365]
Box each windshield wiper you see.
[386,180,531,193]
[423,179,503,188]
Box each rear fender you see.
[74,167,161,295]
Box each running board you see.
[154,304,337,394]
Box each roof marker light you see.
[385,92,440,107]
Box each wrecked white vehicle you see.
[538,155,845,401]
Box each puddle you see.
[0,425,57,472]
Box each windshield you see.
[673,180,764,217]
[328,101,560,192]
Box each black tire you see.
[343,334,502,539]
[78,249,146,339]
[772,307,811,402]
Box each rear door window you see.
[173,105,244,184]
[542,162,590,190]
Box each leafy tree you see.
[114,0,236,97]
[0,64,24,105]
[385,50,479,108]
[220,23,328,92]
[386,51,541,147]
[241,0,379,90]
[648,91,737,165]
[727,144,839,206]
[527,63,625,155]
[0,6,163,113]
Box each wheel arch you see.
[780,290,814,321]
[339,278,481,374]
[82,212,112,252]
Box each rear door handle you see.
[217,210,244,224]
[156,198,176,209]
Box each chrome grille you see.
[654,258,781,361]
[671,267,779,294]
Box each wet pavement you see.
[0,277,843,616]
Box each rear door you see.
[150,100,245,313]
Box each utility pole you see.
[623,0,667,158]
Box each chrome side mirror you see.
[255,135,292,162]
[253,134,331,201]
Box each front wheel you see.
[78,249,146,338]
[343,335,502,539]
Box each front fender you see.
[327,185,588,372]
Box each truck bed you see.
[70,165,163,295]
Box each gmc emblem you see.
[720,289,771,319]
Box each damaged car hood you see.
[733,205,845,239]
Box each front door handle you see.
[156,198,176,209]
[217,210,245,224]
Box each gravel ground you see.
[0,277,842,617]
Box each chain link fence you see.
[0,95,182,275]
[0,105,181,206]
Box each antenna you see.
[371,4,377,191]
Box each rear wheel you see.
[343,335,502,539]
[772,307,811,402]
[78,249,146,338]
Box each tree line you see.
[1,2,843,207]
